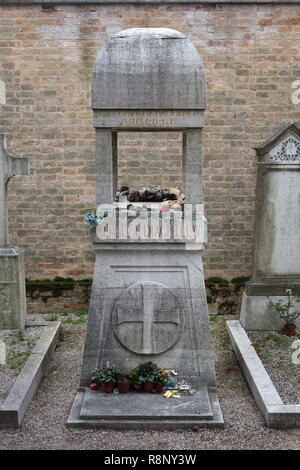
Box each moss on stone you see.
[26,277,80,301]
[231,276,251,293]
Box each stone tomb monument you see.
[68,28,223,428]
[241,121,300,330]
[0,134,30,330]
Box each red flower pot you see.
[90,382,98,391]
[155,383,165,393]
[142,380,154,393]
[100,381,115,393]
[117,381,131,393]
[283,324,296,337]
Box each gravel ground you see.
[0,312,299,450]
[248,331,300,405]
[0,325,45,406]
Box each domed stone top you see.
[92,28,206,110]
[113,28,186,39]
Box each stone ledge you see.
[0,321,61,428]
[67,388,224,429]
[226,320,300,429]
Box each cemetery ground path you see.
[0,314,299,450]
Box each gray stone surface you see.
[0,134,30,247]
[240,293,300,330]
[70,28,223,428]
[0,135,30,330]
[241,122,300,330]
[68,388,224,429]
[227,320,300,429]
[93,110,204,129]
[80,388,213,420]
[80,247,217,387]
[0,81,5,105]
[92,28,206,110]
[0,321,61,428]
[0,247,27,330]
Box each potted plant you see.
[269,293,300,336]
[129,367,142,392]
[155,368,170,393]
[117,374,131,393]
[136,361,158,393]
[90,361,120,393]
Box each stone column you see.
[95,129,117,205]
[182,129,203,204]
[0,135,30,330]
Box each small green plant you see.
[61,309,69,316]
[260,352,272,359]
[91,361,120,384]
[269,293,300,328]
[73,317,87,324]
[74,309,88,317]
[18,333,25,342]
[205,277,229,303]
[136,361,158,383]
[128,367,142,388]
[251,343,263,355]
[62,317,73,324]
[46,314,58,322]
[209,315,219,323]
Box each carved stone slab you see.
[0,247,26,330]
[93,110,204,129]
[112,281,183,355]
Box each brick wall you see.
[0,3,300,286]
[118,132,182,189]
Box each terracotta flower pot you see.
[155,383,165,393]
[283,324,297,337]
[100,381,115,393]
[117,381,131,393]
[142,380,154,393]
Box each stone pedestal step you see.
[67,387,224,429]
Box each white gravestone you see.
[241,122,300,330]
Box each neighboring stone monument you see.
[0,134,30,330]
[68,28,223,428]
[0,81,5,105]
[241,121,300,330]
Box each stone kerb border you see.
[0,321,61,428]
[226,320,300,429]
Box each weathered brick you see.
[0,2,298,296]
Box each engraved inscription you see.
[94,110,201,128]
[112,281,183,355]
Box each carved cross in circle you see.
[0,135,30,246]
[112,282,182,355]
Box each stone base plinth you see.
[79,243,217,388]
[67,387,224,429]
[0,246,27,330]
[240,278,300,330]
[69,242,222,427]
